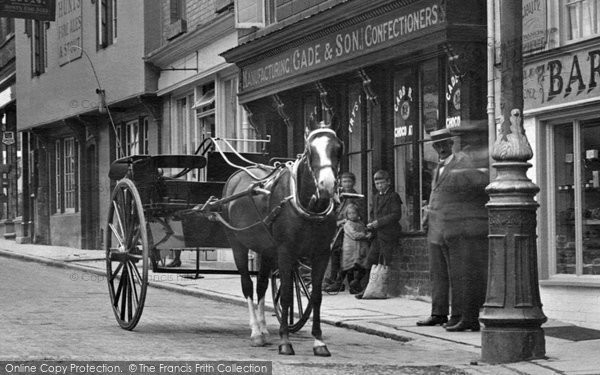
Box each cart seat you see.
[160,180,224,206]
[108,155,207,181]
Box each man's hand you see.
[366,220,378,230]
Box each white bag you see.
[361,263,389,299]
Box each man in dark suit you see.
[355,169,402,299]
[416,128,489,331]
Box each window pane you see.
[394,68,418,231]
[554,124,576,275]
[347,83,363,190]
[64,138,76,210]
[581,119,600,275]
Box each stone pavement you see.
[0,239,599,374]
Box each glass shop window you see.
[552,119,600,276]
[394,59,441,232]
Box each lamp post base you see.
[481,326,546,364]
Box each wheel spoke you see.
[108,223,125,249]
[129,260,143,284]
[110,262,124,282]
[114,268,125,308]
[120,266,129,321]
[294,271,304,319]
[112,200,125,243]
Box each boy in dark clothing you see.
[354,170,402,299]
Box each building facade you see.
[0,17,17,240]
[223,0,488,295]
[520,0,600,329]
[16,0,161,249]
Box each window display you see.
[552,119,600,276]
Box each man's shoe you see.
[355,293,364,299]
[443,315,461,328]
[445,320,480,332]
[416,315,448,326]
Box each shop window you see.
[563,0,600,42]
[97,0,117,48]
[551,119,600,276]
[393,60,441,232]
[347,83,365,194]
[115,118,148,159]
[54,137,79,214]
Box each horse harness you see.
[205,155,335,247]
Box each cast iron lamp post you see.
[480,0,547,363]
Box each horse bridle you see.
[304,128,342,191]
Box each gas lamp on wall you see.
[96,88,107,114]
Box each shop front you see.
[223,0,487,296]
[524,37,600,329]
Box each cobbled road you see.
[0,256,481,374]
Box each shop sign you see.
[394,83,415,143]
[0,0,56,21]
[241,0,444,92]
[522,0,547,53]
[524,46,600,111]
[2,131,15,146]
[57,0,82,66]
[445,74,461,129]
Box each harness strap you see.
[210,137,278,181]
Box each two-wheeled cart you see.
[105,143,312,332]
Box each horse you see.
[220,122,343,356]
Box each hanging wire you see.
[69,45,125,157]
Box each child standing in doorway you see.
[341,203,371,294]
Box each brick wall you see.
[388,236,431,297]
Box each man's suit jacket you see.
[426,152,489,244]
[370,188,402,241]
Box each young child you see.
[341,203,371,294]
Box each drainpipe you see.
[487,0,496,180]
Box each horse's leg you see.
[310,249,332,357]
[232,242,265,347]
[277,247,295,355]
[256,253,272,342]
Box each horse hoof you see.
[313,345,331,357]
[250,335,266,347]
[278,344,295,355]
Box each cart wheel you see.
[105,178,149,330]
[271,260,313,333]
